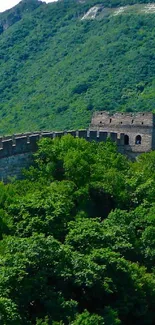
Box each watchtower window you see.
[135,135,142,145]
[131,119,134,124]
[124,134,129,145]
[110,118,112,123]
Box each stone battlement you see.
[90,111,155,155]
[0,129,125,182]
[0,110,155,182]
[90,111,155,128]
[0,130,125,158]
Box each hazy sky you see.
[0,0,57,13]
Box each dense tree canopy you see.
[0,135,155,324]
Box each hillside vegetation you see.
[0,135,155,324]
[0,0,155,133]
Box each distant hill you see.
[0,0,42,33]
[0,0,155,134]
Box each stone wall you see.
[0,130,125,182]
[90,111,155,153]
[90,111,154,127]
[0,152,33,182]
[0,118,154,182]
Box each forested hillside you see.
[0,0,155,134]
[0,135,155,324]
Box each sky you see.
[0,0,57,13]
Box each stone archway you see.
[124,134,129,145]
[135,135,142,145]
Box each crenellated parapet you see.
[0,130,125,158]
[0,130,125,182]
[0,120,154,182]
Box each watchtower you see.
[90,111,155,158]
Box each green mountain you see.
[0,0,155,134]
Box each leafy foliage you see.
[0,135,155,324]
[0,0,155,133]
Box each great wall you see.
[0,111,155,182]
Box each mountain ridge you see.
[0,0,155,134]
[0,0,43,33]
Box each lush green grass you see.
[0,0,155,134]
